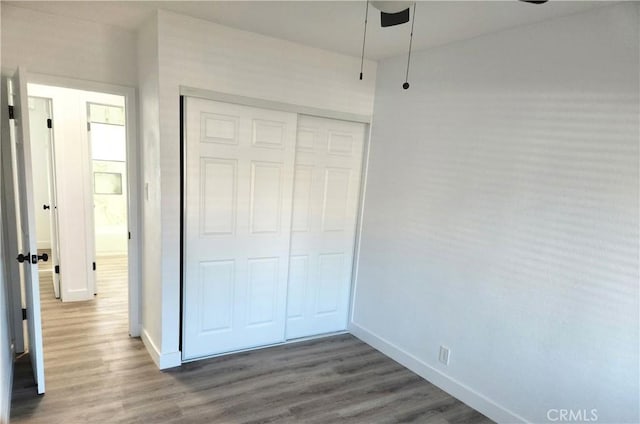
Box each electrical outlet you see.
[439,345,450,365]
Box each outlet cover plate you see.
[439,346,450,365]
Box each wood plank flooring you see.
[11,254,493,423]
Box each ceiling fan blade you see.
[380,8,410,27]
[519,0,549,3]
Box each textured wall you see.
[1,4,136,87]
[352,4,639,423]
[137,14,164,363]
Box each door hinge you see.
[8,105,14,120]
[92,262,96,271]
[22,308,27,320]
[47,118,52,129]
[55,265,60,274]
[87,122,91,131]
[128,231,131,240]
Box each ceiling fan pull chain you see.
[403,2,417,89]
[360,0,370,80]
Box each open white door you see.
[8,68,46,394]
[0,76,25,354]
[43,100,61,298]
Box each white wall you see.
[352,3,639,423]
[1,4,137,87]
[28,97,52,250]
[136,15,164,366]
[136,10,377,367]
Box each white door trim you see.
[26,72,141,337]
[179,86,372,125]
[180,93,373,361]
[348,122,373,326]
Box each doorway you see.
[22,78,139,377]
[87,102,129,301]
[27,84,130,301]
[3,70,140,397]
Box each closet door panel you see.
[184,98,297,360]
[286,116,366,339]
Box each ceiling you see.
[6,1,608,59]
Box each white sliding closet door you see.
[286,115,366,339]
[183,98,297,360]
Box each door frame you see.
[26,72,141,337]
[179,86,372,359]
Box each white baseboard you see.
[349,322,527,424]
[141,328,181,370]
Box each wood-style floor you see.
[11,254,493,424]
